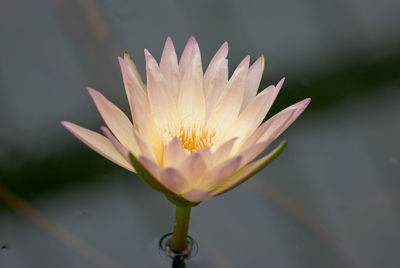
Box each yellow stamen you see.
[164,124,216,152]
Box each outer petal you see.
[179,36,197,76]
[100,126,131,161]
[178,40,205,126]
[206,56,250,136]
[164,137,189,168]
[183,189,213,203]
[238,139,273,168]
[212,141,287,195]
[123,52,146,91]
[199,155,242,191]
[87,88,137,153]
[178,152,208,185]
[259,98,311,143]
[160,168,191,194]
[160,37,180,97]
[241,55,265,110]
[62,121,134,172]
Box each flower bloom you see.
[62,37,310,204]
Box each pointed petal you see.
[206,56,250,135]
[178,152,208,185]
[223,81,282,144]
[212,137,237,166]
[160,168,191,194]
[125,82,163,163]
[259,98,311,142]
[100,126,132,161]
[183,189,213,202]
[119,56,148,123]
[241,55,265,110]
[123,52,146,91]
[160,37,180,97]
[199,155,242,191]
[145,49,178,127]
[204,42,229,118]
[212,141,287,195]
[178,40,205,125]
[239,139,273,168]
[164,137,189,168]
[179,36,197,76]
[87,88,137,152]
[62,121,134,172]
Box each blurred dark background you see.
[0,0,399,267]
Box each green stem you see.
[170,205,191,253]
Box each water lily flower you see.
[62,36,310,253]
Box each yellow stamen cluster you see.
[164,124,216,152]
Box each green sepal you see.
[166,195,200,208]
[214,140,287,195]
[129,153,174,195]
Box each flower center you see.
[164,125,216,153]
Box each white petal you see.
[62,121,134,172]
[199,155,242,191]
[160,168,190,194]
[239,139,273,168]
[160,37,180,98]
[179,36,197,76]
[145,49,178,127]
[164,137,189,168]
[206,56,250,136]
[204,42,229,118]
[133,131,157,163]
[259,98,311,142]
[178,40,205,126]
[182,189,213,202]
[138,155,163,181]
[241,55,265,110]
[178,152,208,185]
[87,88,137,153]
[197,145,212,168]
[125,82,163,163]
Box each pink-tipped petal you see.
[87,88,137,153]
[179,36,197,75]
[200,155,242,191]
[164,137,189,168]
[178,41,205,125]
[145,49,178,127]
[119,56,148,122]
[241,55,265,110]
[204,42,229,119]
[160,37,181,97]
[62,121,134,172]
[212,137,237,166]
[183,189,213,203]
[239,138,273,168]
[259,98,311,142]
[224,82,281,145]
[178,152,208,185]
[100,126,131,161]
[207,56,250,136]
[160,168,191,194]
